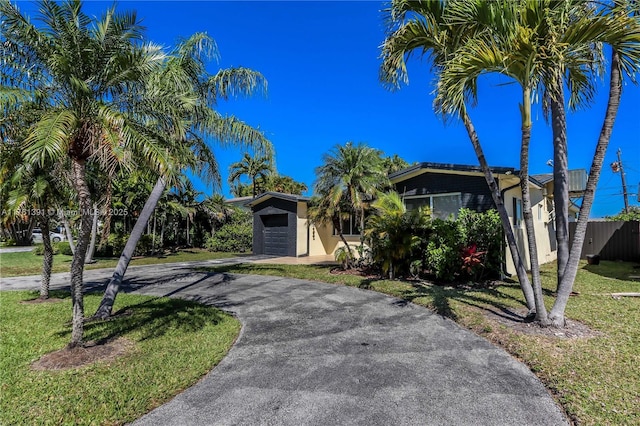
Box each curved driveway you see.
[1,262,568,425]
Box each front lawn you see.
[0,248,241,277]
[208,260,640,426]
[0,291,240,425]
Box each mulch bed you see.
[31,338,134,371]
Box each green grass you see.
[207,261,640,426]
[0,248,242,277]
[0,290,241,425]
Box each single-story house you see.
[246,162,585,275]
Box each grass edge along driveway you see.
[0,291,241,425]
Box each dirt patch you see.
[21,297,65,305]
[483,307,603,339]
[31,338,135,371]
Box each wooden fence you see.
[569,221,640,262]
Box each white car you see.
[32,228,66,244]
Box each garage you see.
[262,214,289,256]
[247,192,309,257]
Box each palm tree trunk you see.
[461,110,536,312]
[69,158,93,348]
[85,202,98,264]
[549,50,622,326]
[520,88,548,323]
[98,183,112,253]
[333,215,354,269]
[551,73,570,292]
[61,214,76,255]
[94,176,166,319]
[39,213,53,300]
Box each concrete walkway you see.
[1,263,568,425]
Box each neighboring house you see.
[247,162,585,276]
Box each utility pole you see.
[611,148,630,214]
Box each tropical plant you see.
[606,206,640,221]
[1,0,171,346]
[382,154,411,175]
[380,0,640,325]
[228,152,273,198]
[365,191,431,279]
[205,208,252,252]
[380,0,537,313]
[94,32,271,319]
[312,141,390,263]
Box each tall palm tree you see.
[380,0,536,312]
[1,0,168,346]
[381,0,640,325]
[93,33,271,319]
[312,141,389,263]
[434,0,604,322]
[550,1,640,326]
[228,152,273,198]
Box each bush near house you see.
[206,210,252,253]
[365,204,502,283]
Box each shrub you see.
[206,210,252,253]
[457,209,503,281]
[365,192,431,278]
[424,219,462,282]
[57,241,73,255]
[32,243,60,256]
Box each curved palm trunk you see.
[69,158,93,348]
[39,214,53,299]
[551,74,570,291]
[85,202,98,263]
[98,184,113,252]
[519,89,548,323]
[61,212,76,255]
[549,51,622,326]
[94,176,166,319]
[461,110,536,312]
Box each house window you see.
[404,193,462,220]
[333,213,361,236]
[513,198,523,227]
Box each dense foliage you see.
[606,206,640,221]
[363,196,503,283]
[205,209,252,253]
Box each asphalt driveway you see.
[0,263,568,425]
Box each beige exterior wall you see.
[501,179,557,276]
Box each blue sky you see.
[18,1,640,217]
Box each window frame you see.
[403,192,462,219]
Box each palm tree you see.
[550,2,640,326]
[365,191,431,279]
[312,141,389,264]
[381,0,640,325]
[93,33,271,319]
[433,0,600,322]
[200,194,236,233]
[1,0,168,346]
[228,153,273,198]
[380,0,537,312]
[262,174,308,195]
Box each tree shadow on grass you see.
[395,280,535,324]
[58,270,242,345]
